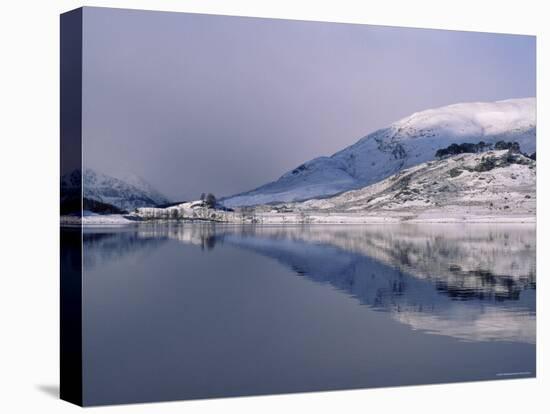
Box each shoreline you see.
[61,213,536,227]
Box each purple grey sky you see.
[82,7,536,201]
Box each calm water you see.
[75,223,535,405]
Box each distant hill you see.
[61,169,170,213]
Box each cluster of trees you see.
[435,140,535,159]
[494,141,521,152]
[435,141,494,158]
[200,192,217,208]
[137,205,228,222]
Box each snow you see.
[133,200,234,222]
[120,149,536,225]
[73,168,170,211]
[82,214,135,225]
[291,150,536,222]
[82,149,535,225]
[222,98,535,207]
[66,97,536,226]
[223,212,534,224]
[61,211,136,226]
[115,172,170,206]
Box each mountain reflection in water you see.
[83,223,535,344]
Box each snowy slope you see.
[115,172,171,207]
[83,169,170,211]
[61,169,171,212]
[298,149,536,219]
[223,98,535,207]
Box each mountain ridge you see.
[222,98,535,207]
[61,168,171,213]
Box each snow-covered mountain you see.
[61,169,171,212]
[297,149,535,220]
[111,172,171,208]
[222,98,535,207]
[83,169,170,211]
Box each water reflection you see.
[83,223,536,344]
[83,228,168,269]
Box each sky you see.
[82,7,536,201]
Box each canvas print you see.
[60,7,536,406]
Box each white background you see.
[0,0,547,412]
